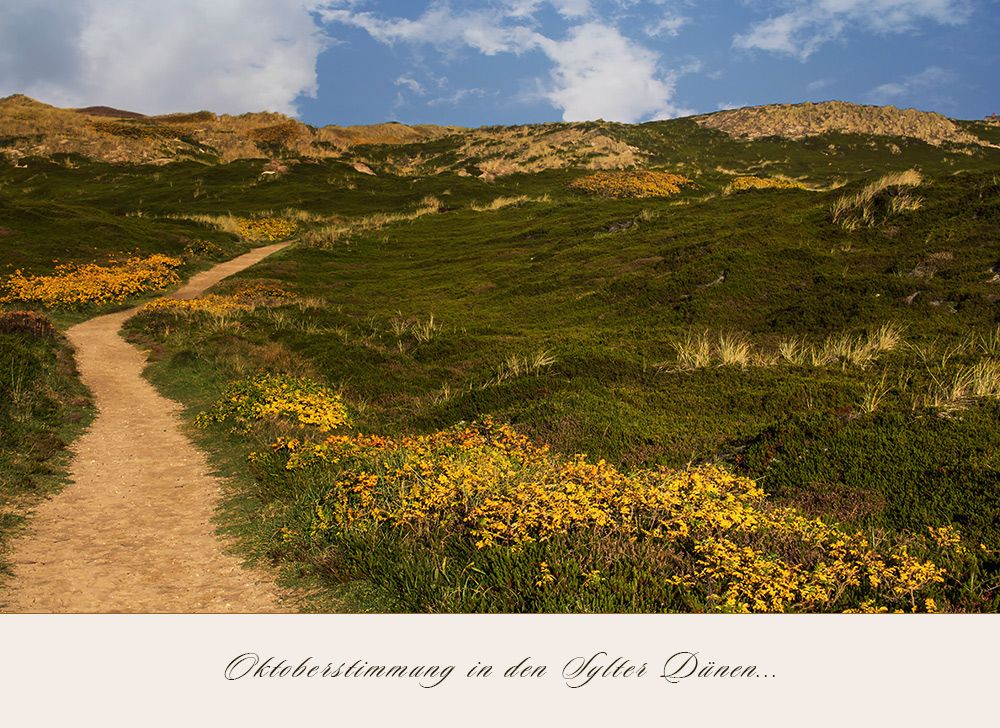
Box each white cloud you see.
[500,0,595,19]
[321,2,692,122]
[0,0,328,116]
[536,22,682,121]
[549,0,596,17]
[395,75,427,94]
[807,77,836,92]
[321,4,539,56]
[865,65,957,104]
[428,87,490,106]
[646,14,689,37]
[734,10,843,59]
[734,0,972,60]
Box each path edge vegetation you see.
[118,259,1000,612]
[0,238,271,601]
[133,346,396,613]
[0,312,94,597]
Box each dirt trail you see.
[1,242,292,613]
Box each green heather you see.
[0,311,91,575]
[3,96,1000,611]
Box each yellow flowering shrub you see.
[182,238,223,259]
[139,283,295,317]
[728,176,805,192]
[236,217,298,241]
[569,171,695,198]
[139,294,251,317]
[253,418,957,612]
[0,253,182,310]
[196,373,349,434]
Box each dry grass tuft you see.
[300,199,441,249]
[469,195,551,211]
[831,170,923,230]
[674,322,905,371]
[672,330,714,369]
[483,350,557,388]
[715,332,754,369]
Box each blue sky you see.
[1,0,997,126]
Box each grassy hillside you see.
[3,96,1000,612]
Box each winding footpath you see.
[1,243,292,613]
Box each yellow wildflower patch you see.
[235,217,298,241]
[136,283,292,317]
[254,418,954,612]
[197,373,349,434]
[728,176,805,192]
[139,294,251,317]
[182,238,223,259]
[0,253,182,310]
[569,171,695,198]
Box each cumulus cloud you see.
[734,0,972,60]
[320,1,691,122]
[0,0,328,115]
[535,22,682,120]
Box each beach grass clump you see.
[90,121,174,142]
[249,121,301,146]
[831,169,924,230]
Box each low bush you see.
[218,411,985,612]
[727,176,805,193]
[569,171,694,198]
[196,372,349,434]
[0,253,182,310]
[732,405,1000,576]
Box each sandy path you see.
[1,243,292,613]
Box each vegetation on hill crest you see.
[695,100,984,147]
[4,94,999,174]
